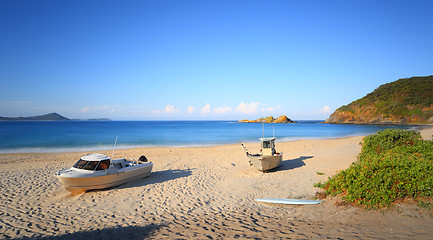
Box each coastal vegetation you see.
[238,115,296,123]
[326,75,433,124]
[315,129,433,209]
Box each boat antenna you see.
[262,122,264,138]
[111,136,118,158]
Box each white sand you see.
[1,128,433,239]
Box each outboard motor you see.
[139,155,148,162]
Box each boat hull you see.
[57,163,153,193]
[247,153,282,172]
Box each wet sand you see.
[1,127,433,239]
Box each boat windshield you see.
[73,159,88,169]
[95,159,110,170]
[73,159,100,171]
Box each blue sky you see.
[1,0,432,120]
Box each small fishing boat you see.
[241,137,282,172]
[55,153,153,193]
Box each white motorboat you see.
[55,153,153,193]
[241,137,282,172]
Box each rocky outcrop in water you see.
[238,115,296,123]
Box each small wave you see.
[0,142,230,153]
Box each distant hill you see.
[238,115,296,123]
[0,113,70,121]
[325,76,433,124]
[71,118,112,121]
[87,118,111,121]
[0,113,112,121]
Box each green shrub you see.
[360,128,421,154]
[316,129,433,209]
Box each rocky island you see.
[325,75,433,124]
[238,115,296,123]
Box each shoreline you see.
[1,129,428,154]
[0,134,365,154]
[0,133,377,154]
[0,136,363,154]
[2,120,430,154]
[0,127,432,239]
[324,122,433,126]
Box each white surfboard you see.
[255,198,322,205]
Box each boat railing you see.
[241,143,249,154]
[55,168,72,176]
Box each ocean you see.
[0,120,418,153]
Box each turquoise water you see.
[0,120,417,153]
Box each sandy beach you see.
[1,127,433,239]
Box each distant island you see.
[0,113,111,121]
[325,75,433,124]
[71,118,112,121]
[0,113,69,121]
[238,115,296,123]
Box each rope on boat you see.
[241,144,253,165]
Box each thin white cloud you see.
[214,107,232,114]
[260,105,281,113]
[320,105,331,113]
[201,103,211,114]
[0,100,31,107]
[187,106,195,114]
[80,106,110,113]
[236,102,260,114]
[165,104,177,114]
[264,107,274,112]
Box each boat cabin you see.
[72,153,111,171]
[260,137,277,156]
